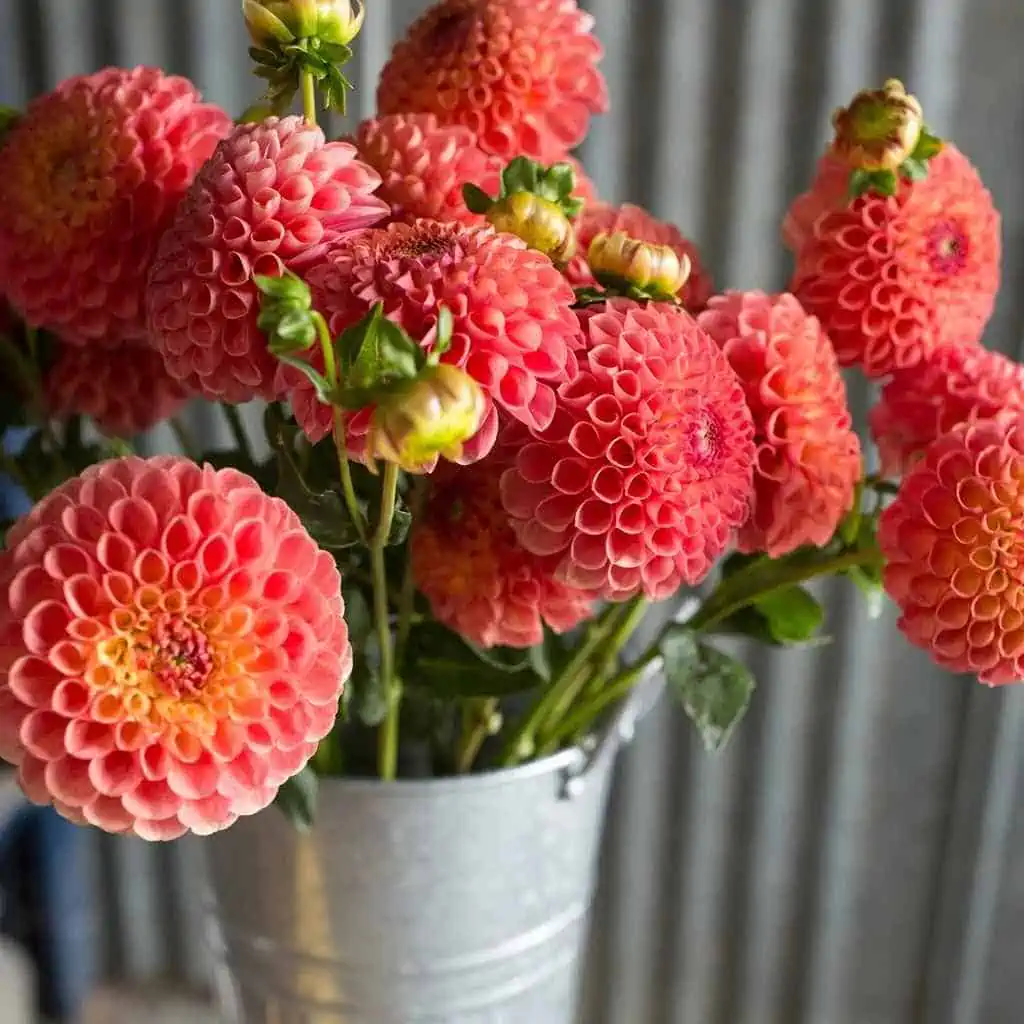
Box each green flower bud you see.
[242,1,298,46]
[487,192,576,264]
[366,364,486,474]
[587,231,691,300]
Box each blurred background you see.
[1,0,1024,1022]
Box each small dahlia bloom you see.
[501,300,755,600]
[353,113,502,227]
[785,145,1000,378]
[45,343,188,438]
[279,220,581,465]
[567,202,712,312]
[0,456,351,839]
[879,415,1024,685]
[377,0,608,163]
[412,457,593,647]
[870,345,1024,477]
[698,291,861,557]
[0,67,230,348]
[147,116,389,403]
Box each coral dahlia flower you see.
[147,116,389,403]
[0,456,351,839]
[412,456,593,647]
[377,0,608,163]
[566,202,712,312]
[879,415,1024,685]
[279,220,581,465]
[501,300,755,600]
[0,67,230,348]
[786,146,1000,378]
[871,345,1024,477]
[698,291,861,557]
[353,113,502,227]
[45,343,188,438]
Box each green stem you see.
[300,67,317,126]
[498,602,623,767]
[395,478,428,667]
[537,595,647,753]
[314,311,367,544]
[221,404,256,468]
[374,462,401,780]
[456,698,498,774]
[169,417,200,461]
[548,661,652,746]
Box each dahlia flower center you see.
[138,615,215,697]
[684,406,726,471]
[384,233,460,264]
[927,220,969,275]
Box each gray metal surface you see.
[205,737,623,1023]
[2,0,1024,1021]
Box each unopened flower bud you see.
[242,0,363,48]
[242,1,298,46]
[315,0,365,45]
[366,364,486,474]
[587,231,691,300]
[831,78,924,172]
[487,192,576,264]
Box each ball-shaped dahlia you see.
[879,415,1024,685]
[147,116,389,403]
[786,146,1000,378]
[353,113,502,227]
[566,202,712,312]
[45,343,188,438]
[871,345,1024,477]
[377,0,608,163]
[279,219,581,464]
[412,456,593,647]
[0,456,351,839]
[0,67,230,348]
[698,291,861,557]
[501,300,755,599]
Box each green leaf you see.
[273,351,332,402]
[406,624,544,698]
[273,766,318,831]
[269,309,317,351]
[848,168,873,199]
[265,406,363,549]
[254,271,311,306]
[901,157,928,181]
[912,127,943,161]
[873,169,899,196]
[563,195,585,219]
[501,156,540,196]
[247,46,283,68]
[752,585,825,644]
[462,183,494,215]
[539,162,575,202]
[662,630,756,752]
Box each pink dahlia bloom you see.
[870,344,1024,477]
[147,116,389,403]
[566,202,712,311]
[0,67,230,348]
[879,415,1024,685]
[353,113,502,227]
[377,0,608,163]
[501,300,755,600]
[45,343,188,438]
[699,291,861,557]
[412,456,593,648]
[280,220,581,465]
[786,146,1000,378]
[0,456,351,839]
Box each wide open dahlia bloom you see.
[870,344,1024,477]
[879,416,1024,685]
[377,0,608,163]
[786,146,1000,378]
[0,456,351,839]
[698,291,861,557]
[501,299,755,600]
[0,67,230,348]
[566,202,712,312]
[412,456,593,648]
[279,220,581,465]
[45,343,188,438]
[147,116,389,403]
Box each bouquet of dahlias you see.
[0,1,1009,842]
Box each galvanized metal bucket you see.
[203,675,662,1024]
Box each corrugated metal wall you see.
[3,1,1024,1021]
